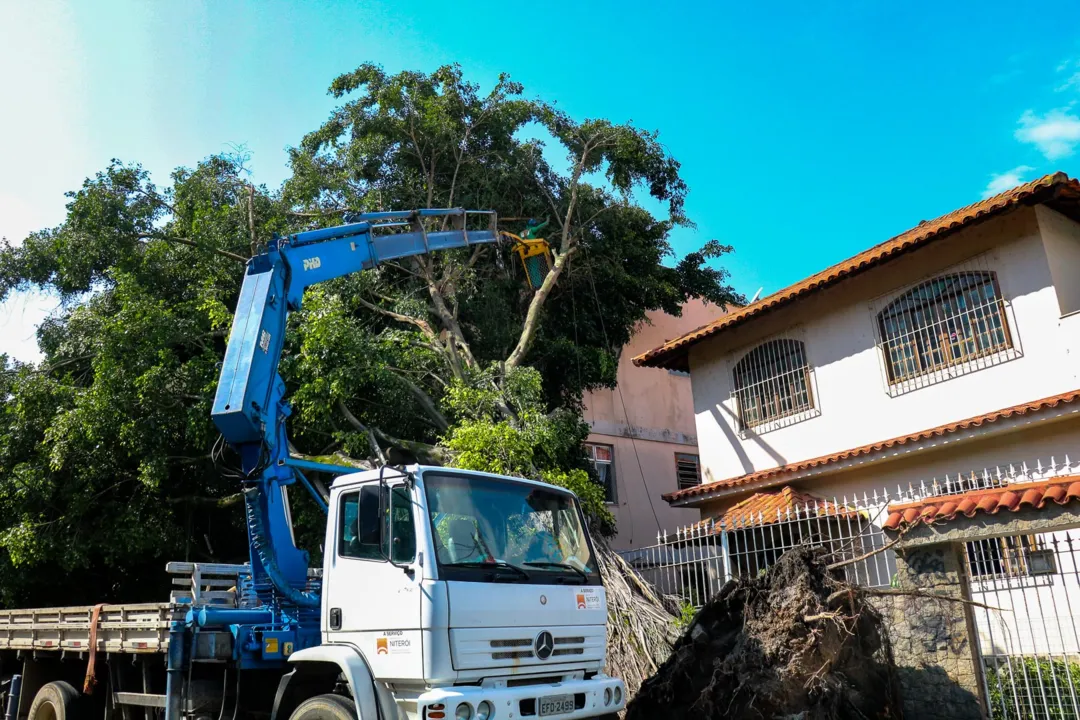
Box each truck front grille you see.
[487,635,587,662]
[490,639,532,648]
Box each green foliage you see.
[0,64,738,606]
[539,469,616,538]
[440,365,614,535]
[985,657,1080,719]
[672,600,698,632]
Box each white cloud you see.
[1058,71,1080,93]
[1056,58,1080,92]
[983,166,1035,198]
[1015,109,1080,160]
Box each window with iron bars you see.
[675,453,701,490]
[731,338,815,432]
[966,535,1055,579]
[877,271,1011,388]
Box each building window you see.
[878,271,1011,387]
[675,453,701,490]
[585,443,617,503]
[731,338,814,431]
[966,535,1054,579]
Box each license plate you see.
[539,693,575,716]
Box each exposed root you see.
[595,542,680,705]
[625,546,902,720]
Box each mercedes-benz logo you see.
[540,594,547,605]
[534,631,554,660]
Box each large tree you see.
[0,64,739,607]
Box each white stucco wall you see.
[1038,204,1080,317]
[688,207,1080,486]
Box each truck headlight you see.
[614,686,623,705]
[604,688,612,706]
[455,703,473,720]
[476,700,493,720]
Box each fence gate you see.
[966,530,1080,719]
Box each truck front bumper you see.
[417,675,625,719]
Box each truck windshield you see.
[424,473,600,585]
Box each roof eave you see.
[663,388,1080,508]
[634,173,1080,370]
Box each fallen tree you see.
[626,546,901,720]
[596,543,680,702]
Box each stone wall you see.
[878,543,985,719]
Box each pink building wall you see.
[583,298,731,550]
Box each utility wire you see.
[583,260,663,543]
[570,258,633,543]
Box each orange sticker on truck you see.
[376,630,413,655]
[576,587,601,610]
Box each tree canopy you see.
[0,64,740,607]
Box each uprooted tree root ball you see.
[626,546,901,720]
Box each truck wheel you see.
[289,694,357,720]
[28,681,81,720]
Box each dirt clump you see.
[625,546,900,719]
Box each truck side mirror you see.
[378,476,416,571]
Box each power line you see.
[570,258,633,543]
[582,260,663,543]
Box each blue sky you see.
[3,0,1080,362]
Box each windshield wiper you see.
[523,561,589,581]
[441,561,532,580]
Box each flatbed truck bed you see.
[0,563,256,719]
[0,563,247,659]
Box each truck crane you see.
[0,209,625,720]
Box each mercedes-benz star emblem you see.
[534,631,554,660]
[540,594,547,605]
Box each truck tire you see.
[289,694,357,720]
[28,681,81,720]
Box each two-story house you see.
[632,173,1080,529]
[583,298,729,550]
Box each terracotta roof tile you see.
[664,388,1080,506]
[634,173,1080,371]
[690,486,858,531]
[883,478,1080,531]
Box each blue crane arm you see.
[209,208,498,609]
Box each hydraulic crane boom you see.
[210,208,499,610]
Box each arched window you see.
[732,338,813,430]
[877,271,1010,384]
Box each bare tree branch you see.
[390,371,449,432]
[247,184,257,256]
[164,494,244,509]
[337,399,388,466]
[356,296,438,341]
[137,233,247,264]
[287,208,348,217]
[505,246,577,368]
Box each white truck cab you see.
[312,465,625,720]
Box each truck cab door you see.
[325,481,423,681]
